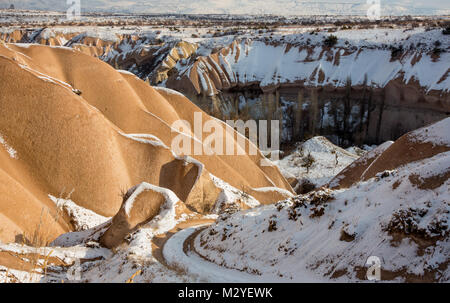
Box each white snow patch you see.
[0,133,18,159]
[48,194,110,231]
[409,118,450,147]
[275,136,359,188]
[209,173,260,212]
[154,86,186,98]
[118,132,169,149]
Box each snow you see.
[80,189,204,283]
[117,69,137,76]
[328,141,394,188]
[0,133,18,159]
[275,136,359,188]
[118,132,170,149]
[0,243,111,268]
[0,182,198,283]
[209,173,260,212]
[162,225,322,282]
[205,36,449,91]
[359,141,397,180]
[122,182,179,224]
[251,187,294,198]
[50,221,111,248]
[6,1,449,16]
[3,23,448,95]
[0,14,448,283]
[48,194,110,231]
[0,265,35,283]
[81,227,194,283]
[409,117,450,147]
[195,150,450,281]
[154,86,186,98]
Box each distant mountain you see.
[2,0,449,16]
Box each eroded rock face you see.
[0,43,292,244]
[169,38,449,145]
[1,28,448,146]
[100,183,175,248]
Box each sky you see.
[1,0,449,15]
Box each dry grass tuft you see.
[126,269,142,283]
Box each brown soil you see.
[354,259,449,282]
[361,137,449,181]
[330,121,449,189]
[408,170,450,190]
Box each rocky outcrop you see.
[100,183,178,248]
[165,37,449,145]
[0,43,292,244]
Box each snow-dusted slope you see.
[194,118,450,282]
[275,136,360,191]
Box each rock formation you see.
[0,42,292,244]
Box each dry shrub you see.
[385,206,449,247]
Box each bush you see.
[296,178,316,195]
[432,47,442,56]
[301,153,315,173]
[390,45,403,60]
[443,27,450,35]
[323,35,338,47]
[268,216,278,232]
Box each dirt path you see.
[161,225,285,282]
[153,217,290,282]
[151,218,215,269]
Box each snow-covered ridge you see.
[122,182,179,220]
[192,118,450,282]
[185,30,449,94]
[154,86,186,98]
[408,118,450,147]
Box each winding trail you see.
[160,224,288,282]
[151,219,214,269]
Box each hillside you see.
[275,136,360,193]
[193,118,450,282]
[0,42,292,246]
[0,13,448,283]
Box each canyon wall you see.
[2,28,448,146]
